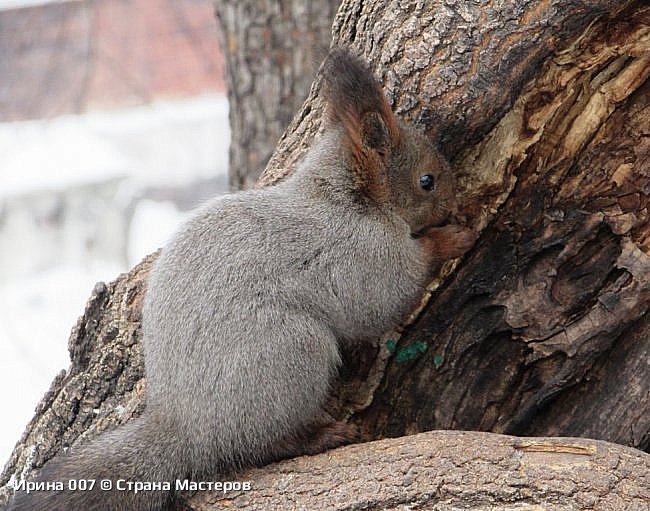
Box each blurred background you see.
[0,0,229,463]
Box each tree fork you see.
[2,0,649,509]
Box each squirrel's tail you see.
[7,413,185,511]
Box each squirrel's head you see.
[321,48,455,235]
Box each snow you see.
[0,262,123,463]
[0,0,80,12]
[0,94,230,198]
[128,200,193,266]
[0,94,229,466]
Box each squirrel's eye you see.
[419,174,435,191]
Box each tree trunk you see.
[2,0,649,509]
[214,0,339,190]
[261,0,650,450]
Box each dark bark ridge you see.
[348,2,650,447]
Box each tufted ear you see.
[360,111,390,155]
[321,48,400,200]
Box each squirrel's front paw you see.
[421,224,477,261]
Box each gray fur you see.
[7,49,460,511]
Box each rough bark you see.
[2,0,650,509]
[214,0,339,190]
[261,0,650,450]
[0,255,153,497]
[181,431,650,511]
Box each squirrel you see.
[7,47,474,511]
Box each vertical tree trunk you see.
[214,0,339,190]
[260,0,650,450]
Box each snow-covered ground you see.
[0,94,229,198]
[0,94,229,465]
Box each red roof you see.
[0,0,226,121]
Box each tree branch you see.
[182,431,650,510]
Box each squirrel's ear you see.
[321,47,399,165]
[360,111,390,155]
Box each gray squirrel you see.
[7,48,474,511]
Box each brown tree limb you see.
[183,431,649,510]
[261,0,635,183]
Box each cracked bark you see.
[214,0,339,190]
[2,0,650,509]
